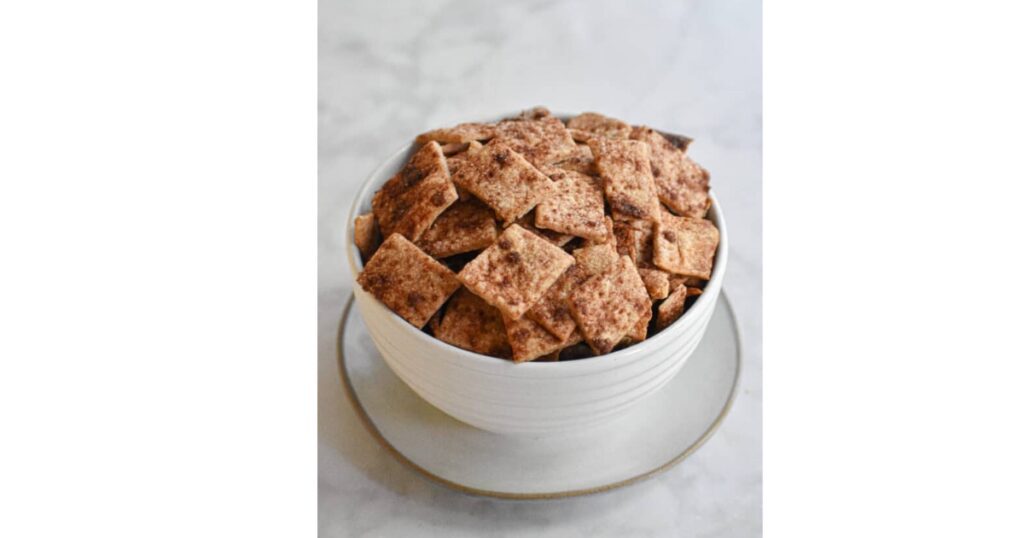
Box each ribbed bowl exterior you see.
[346,133,728,435]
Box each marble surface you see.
[318,0,761,536]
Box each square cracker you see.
[551,144,597,176]
[572,243,619,276]
[525,243,618,341]
[353,213,380,262]
[445,140,483,201]
[583,216,616,248]
[621,308,652,345]
[450,141,556,225]
[613,219,655,266]
[416,199,498,258]
[567,112,632,140]
[589,138,661,222]
[357,234,461,328]
[637,267,671,300]
[656,284,689,331]
[435,288,512,358]
[534,170,608,241]
[630,126,710,218]
[493,117,577,167]
[457,224,575,320]
[415,122,496,145]
[371,141,458,241]
[652,213,720,279]
[504,314,581,363]
[568,255,652,355]
[516,211,574,247]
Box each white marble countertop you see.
[318,0,761,535]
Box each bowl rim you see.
[345,112,728,371]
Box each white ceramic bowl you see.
[346,121,728,435]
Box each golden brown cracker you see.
[525,265,587,341]
[589,138,661,222]
[637,267,671,300]
[416,199,499,258]
[567,112,632,140]
[450,141,556,225]
[652,213,720,279]
[415,122,496,145]
[631,126,710,218]
[534,171,608,241]
[371,141,458,241]
[516,211,574,247]
[504,314,580,363]
[353,213,380,262]
[457,224,575,320]
[493,116,577,167]
[572,243,619,276]
[435,288,512,358]
[552,143,597,176]
[568,255,652,355]
[656,284,689,331]
[357,234,461,328]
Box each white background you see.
[318,0,762,536]
[3,0,1024,537]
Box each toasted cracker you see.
[534,171,608,241]
[371,141,458,241]
[583,216,616,248]
[613,219,655,266]
[631,126,710,218]
[669,274,704,291]
[652,214,720,279]
[637,267,671,300]
[621,308,652,345]
[567,112,632,140]
[656,284,688,331]
[687,287,703,297]
[450,141,556,224]
[415,122,496,145]
[435,288,512,358]
[525,265,586,341]
[440,142,471,156]
[446,140,483,201]
[504,314,581,363]
[457,224,575,320]
[493,117,577,167]
[353,213,380,262]
[416,199,499,258]
[572,243,619,276]
[516,211,574,247]
[568,255,652,355]
[589,138,661,222]
[357,234,461,328]
[514,106,552,120]
[551,144,597,176]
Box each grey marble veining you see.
[319,0,761,535]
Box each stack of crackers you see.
[355,107,719,363]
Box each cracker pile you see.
[355,108,718,363]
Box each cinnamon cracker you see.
[416,199,498,258]
[445,140,483,201]
[504,314,581,363]
[551,143,597,176]
[568,255,652,354]
[621,308,652,345]
[516,211,574,247]
[652,213,720,279]
[435,288,512,358]
[534,171,608,241]
[613,219,655,266]
[631,126,710,218]
[637,267,671,300]
[450,141,556,224]
[656,284,689,331]
[572,243,619,276]
[589,138,661,222]
[567,112,632,140]
[415,122,496,145]
[583,216,616,248]
[371,141,458,241]
[493,116,577,167]
[353,213,380,261]
[526,243,618,341]
[356,234,461,328]
[457,224,575,320]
